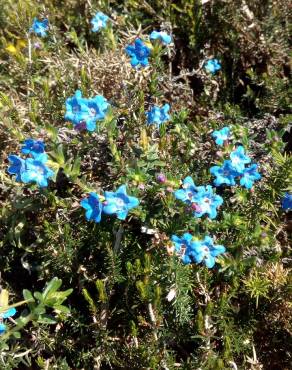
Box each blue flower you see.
[21,139,47,161]
[7,155,25,182]
[171,233,195,265]
[103,185,139,220]
[81,192,103,223]
[212,127,230,146]
[205,59,221,74]
[171,233,226,267]
[192,185,223,219]
[171,233,193,254]
[0,323,6,335]
[64,90,109,131]
[65,90,88,125]
[91,12,109,32]
[125,38,151,68]
[210,145,260,189]
[239,164,261,189]
[21,158,54,187]
[191,236,226,268]
[0,307,16,319]
[230,146,251,173]
[150,31,172,45]
[174,176,198,204]
[146,104,170,127]
[0,307,17,335]
[174,178,223,219]
[210,160,238,187]
[281,192,292,211]
[29,18,49,37]
[85,95,109,131]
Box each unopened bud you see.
[74,121,87,131]
[191,203,202,213]
[156,173,166,183]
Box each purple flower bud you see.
[34,42,41,49]
[74,121,87,132]
[156,173,166,183]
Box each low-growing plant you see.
[0,0,291,369]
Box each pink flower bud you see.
[191,203,202,213]
[156,173,166,183]
[34,42,41,49]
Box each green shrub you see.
[0,0,291,369]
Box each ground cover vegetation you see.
[0,0,291,369]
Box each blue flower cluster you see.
[81,185,139,222]
[174,176,223,219]
[210,146,261,189]
[8,139,54,187]
[171,233,225,268]
[0,307,17,335]
[29,18,49,37]
[64,90,109,132]
[125,30,171,68]
[24,14,271,277]
[146,104,170,128]
[150,31,172,45]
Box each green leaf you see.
[33,306,46,316]
[37,315,57,324]
[53,305,71,314]
[12,331,21,339]
[23,289,34,302]
[49,145,65,166]
[45,124,58,141]
[96,280,108,303]
[45,289,73,306]
[42,277,62,300]
[33,292,43,302]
